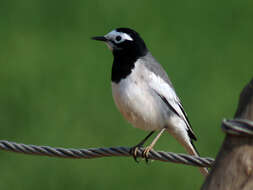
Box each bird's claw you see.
[130,145,142,163]
[142,146,152,163]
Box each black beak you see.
[91,36,107,42]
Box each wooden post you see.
[201,78,253,190]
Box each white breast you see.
[111,62,168,131]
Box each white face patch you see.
[104,30,133,44]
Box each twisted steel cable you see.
[0,140,213,167]
[222,118,253,136]
[0,119,251,168]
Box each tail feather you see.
[185,140,209,177]
[165,122,209,177]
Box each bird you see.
[92,28,208,176]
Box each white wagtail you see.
[92,28,208,176]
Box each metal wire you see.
[222,118,253,136]
[0,140,213,167]
[0,119,251,168]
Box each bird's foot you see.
[142,146,153,163]
[130,145,143,163]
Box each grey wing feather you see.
[142,53,174,87]
[141,53,197,141]
[178,103,197,140]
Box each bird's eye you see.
[115,36,122,42]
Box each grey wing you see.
[153,89,197,141]
[141,54,197,140]
[177,102,197,140]
[141,53,174,87]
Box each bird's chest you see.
[112,75,145,118]
[111,73,163,131]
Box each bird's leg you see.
[143,128,166,162]
[130,131,155,162]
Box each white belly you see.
[111,75,167,131]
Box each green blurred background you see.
[0,0,252,189]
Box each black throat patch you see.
[111,46,148,83]
[111,52,137,83]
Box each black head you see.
[92,28,148,59]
